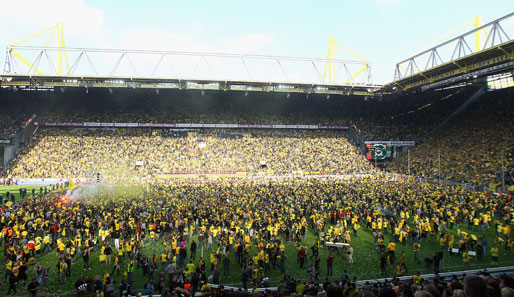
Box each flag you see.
[69,178,77,192]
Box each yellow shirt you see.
[491,247,499,257]
[463,252,470,262]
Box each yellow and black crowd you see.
[2,85,513,191]
[386,88,514,191]
[0,111,34,141]
[0,91,36,140]
[0,84,513,297]
[8,129,373,178]
[0,176,513,297]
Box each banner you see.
[318,125,349,130]
[35,122,84,127]
[138,123,177,128]
[365,140,415,146]
[36,122,350,130]
[0,140,10,144]
[114,123,138,127]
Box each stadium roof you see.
[1,13,513,97]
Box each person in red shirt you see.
[327,254,333,276]
[51,225,58,241]
[298,247,306,268]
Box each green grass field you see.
[0,185,25,203]
[0,185,512,296]
[0,185,58,204]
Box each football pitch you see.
[0,184,59,203]
[0,184,512,296]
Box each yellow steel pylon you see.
[9,22,69,75]
[323,37,369,84]
[411,15,490,57]
[474,15,482,52]
[395,15,491,77]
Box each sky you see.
[0,0,512,84]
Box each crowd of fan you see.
[3,86,469,143]
[23,90,350,126]
[274,273,514,297]
[386,89,514,191]
[0,176,513,296]
[2,86,514,189]
[37,109,348,126]
[8,128,372,178]
[348,88,477,142]
[0,92,35,141]
[0,112,35,141]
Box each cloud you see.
[192,22,204,32]
[222,33,274,53]
[0,2,275,81]
[0,0,109,48]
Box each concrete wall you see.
[347,125,367,155]
[2,120,37,166]
[2,144,17,167]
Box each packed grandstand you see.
[1,86,512,189]
[0,82,513,297]
[0,19,514,297]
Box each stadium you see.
[0,6,514,297]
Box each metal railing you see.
[3,46,374,87]
[394,12,514,81]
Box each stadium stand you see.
[1,10,514,297]
[1,82,513,297]
[386,87,514,190]
[8,128,372,178]
[3,86,512,189]
[0,97,35,142]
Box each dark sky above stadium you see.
[0,0,512,84]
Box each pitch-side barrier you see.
[207,265,514,292]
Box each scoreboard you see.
[365,141,414,161]
[366,143,389,160]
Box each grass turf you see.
[0,185,58,204]
[0,185,512,296]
